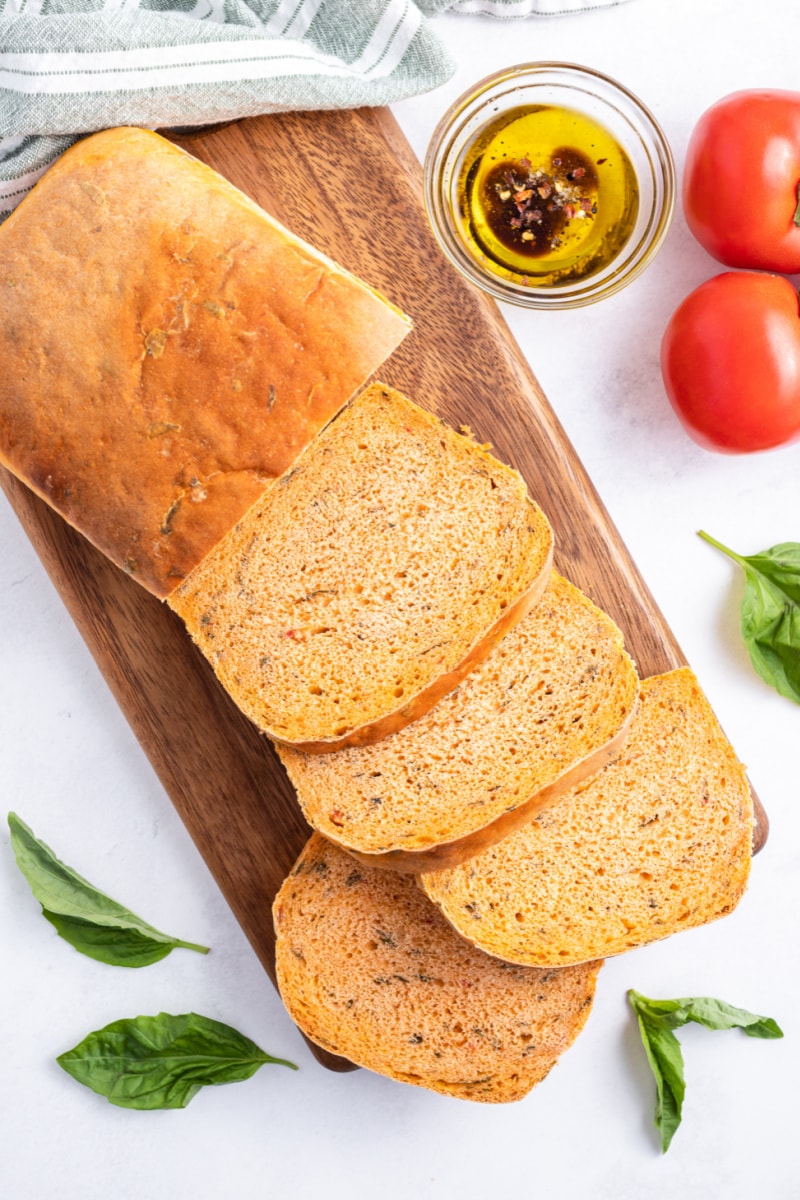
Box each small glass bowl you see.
[423,62,675,310]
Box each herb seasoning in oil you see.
[458,104,639,287]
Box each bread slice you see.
[169,383,554,752]
[0,127,411,597]
[274,834,602,1102]
[277,571,638,870]
[420,668,753,967]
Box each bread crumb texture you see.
[278,572,638,868]
[274,835,601,1102]
[0,127,410,596]
[170,383,553,749]
[420,668,753,966]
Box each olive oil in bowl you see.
[424,64,674,309]
[459,105,639,288]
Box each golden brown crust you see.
[273,834,602,1102]
[0,127,410,596]
[420,668,753,966]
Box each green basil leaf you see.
[632,1007,685,1152]
[625,993,689,1028]
[628,989,783,1153]
[8,813,208,966]
[41,914,179,967]
[743,543,800,605]
[57,1012,297,1109]
[698,532,800,704]
[672,996,783,1039]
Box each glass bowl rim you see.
[423,61,676,310]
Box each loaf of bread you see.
[278,571,638,870]
[0,127,411,597]
[274,834,602,1102]
[420,668,753,967]
[169,382,554,752]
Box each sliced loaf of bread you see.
[277,571,638,870]
[420,668,753,967]
[169,382,554,752]
[274,834,602,1103]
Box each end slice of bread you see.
[278,572,638,870]
[0,128,411,597]
[420,668,753,967]
[170,383,553,752]
[274,834,602,1103]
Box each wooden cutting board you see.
[0,108,766,1073]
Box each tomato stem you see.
[794,181,800,228]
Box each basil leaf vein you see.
[628,989,782,1153]
[57,1012,297,1109]
[698,531,800,704]
[8,813,208,967]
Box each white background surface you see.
[2,2,799,1197]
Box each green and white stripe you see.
[0,0,623,218]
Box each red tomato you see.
[660,271,800,452]
[683,90,800,273]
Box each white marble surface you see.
[3,3,799,1196]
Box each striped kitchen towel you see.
[0,0,627,219]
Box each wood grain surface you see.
[0,108,766,1073]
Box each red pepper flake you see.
[284,629,305,641]
[483,151,598,259]
[329,808,345,827]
